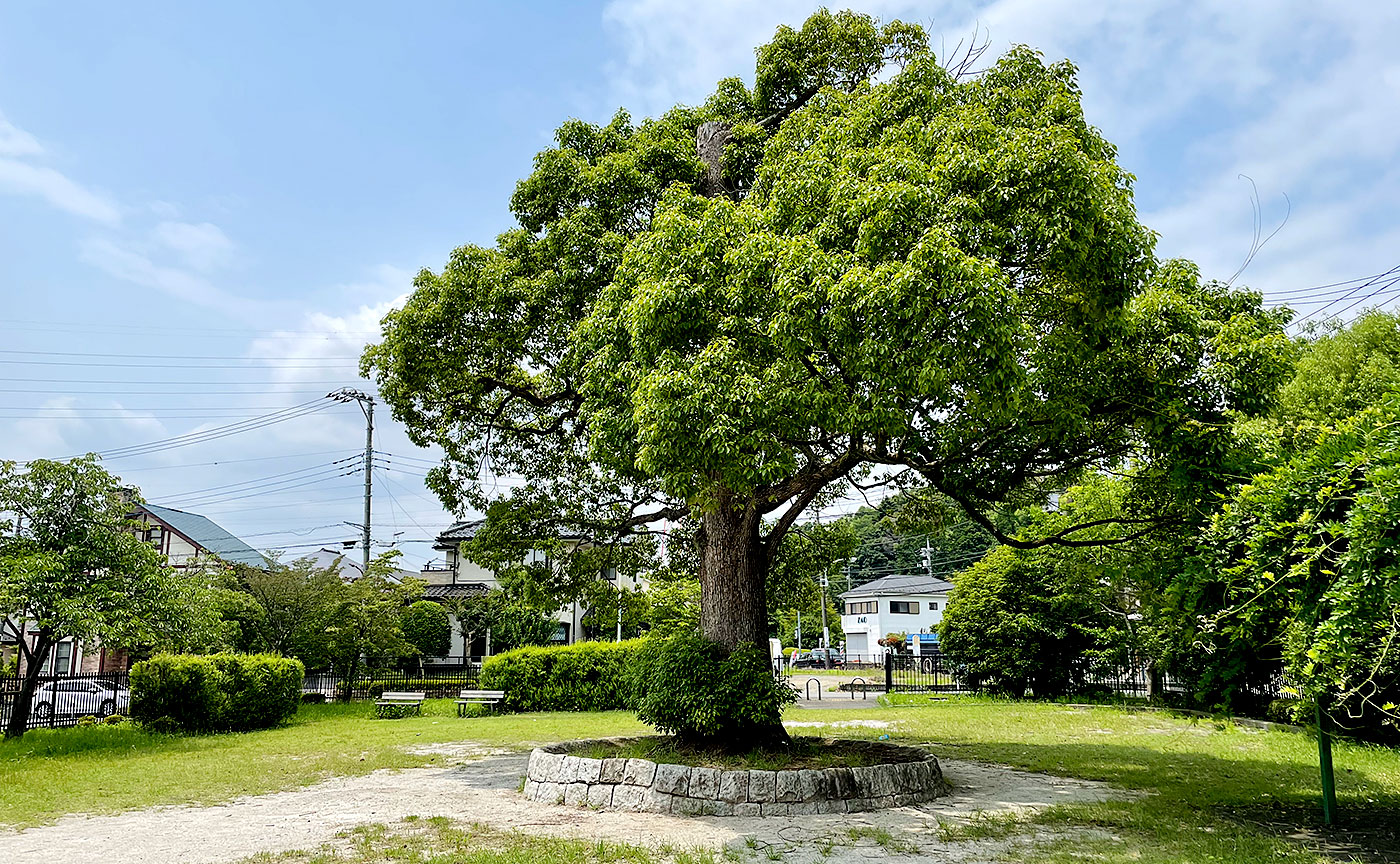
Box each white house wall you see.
[840,591,951,657]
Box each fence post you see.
[1316,695,1338,826]
[884,652,893,692]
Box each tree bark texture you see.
[698,503,769,651]
[4,628,52,740]
[696,121,733,198]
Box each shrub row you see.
[480,639,648,712]
[130,653,304,733]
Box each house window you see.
[928,601,939,611]
[889,601,917,614]
[45,640,74,675]
[845,601,876,615]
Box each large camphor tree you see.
[363,11,1288,737]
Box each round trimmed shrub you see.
[402,600,452,657]
[130,653,303,734]
[632,635,795,745]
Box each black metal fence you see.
[301,667,480,702]
[880,653,1201,699]
[0,672,131,731]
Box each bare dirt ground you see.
[0,743,1123,864]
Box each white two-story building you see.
[839,573,954,658]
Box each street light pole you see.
[328,388,375,575]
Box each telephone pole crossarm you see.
[327,388,375,574]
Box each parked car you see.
[30,679,130,720]
[790,648,846,669]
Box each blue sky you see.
[2,1,1397,569]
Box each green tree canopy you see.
[402,599,452,658]
[1277,311,1400,427]
[363,10,1290,741]
[0,456,209,738]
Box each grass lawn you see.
[238,819,687,864]
[870,695,1400,862]
[0,700,647,828]
[5,696,1399,863]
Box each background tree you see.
[939,478,1130,696]
[323,552,422,694]
[1276,312,1400,427]
[233,557,343,664]
[364,11,1289,744]
[0,456,208,738]
[440,588,556,656]
[401,600,452,659]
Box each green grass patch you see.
[570,735,898,770]
[833,694,1400,861]
[0,700,646,828]
[240,818,662,864]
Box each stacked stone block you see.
[522,739,949,816]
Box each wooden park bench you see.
[375,690,425,719]
[455,689,506,717]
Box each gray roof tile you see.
[140,503,268,568]
[839,572,954,599]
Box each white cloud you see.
[152,220,235,271]
[0,112,121,223]
[79,236,265,320]
[0,114,43,157]
[0,158,121,224]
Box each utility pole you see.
[922,539,932,576]
[328,388,375,575]
[819,569,830,650]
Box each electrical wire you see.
[88,399,338,461]
[155,460,363,507]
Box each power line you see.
[0,349,364,360]
[0,359,358,369]
[154,459,364,504]
[85,399,336,461]
[112,450,358,471]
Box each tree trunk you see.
[4,629,53,740]
[698,503,768,650]
[697,499,790,749]
[695,121,733,198]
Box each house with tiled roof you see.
[420,519,643,658]
[10,504,267,676]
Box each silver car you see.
[31,679,130,720]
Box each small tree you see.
[402,600,451,659]
[0,456,207,738]
[234,556,343,662]
[324,557,424,694]
[939,479,1128,697]
[440,588,556,656]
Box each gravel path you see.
[0,745,1122,864]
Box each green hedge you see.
[480,639,647,712]
[130,653,304,733]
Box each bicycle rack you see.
[804,678,822,701]
[849,677,868,699]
